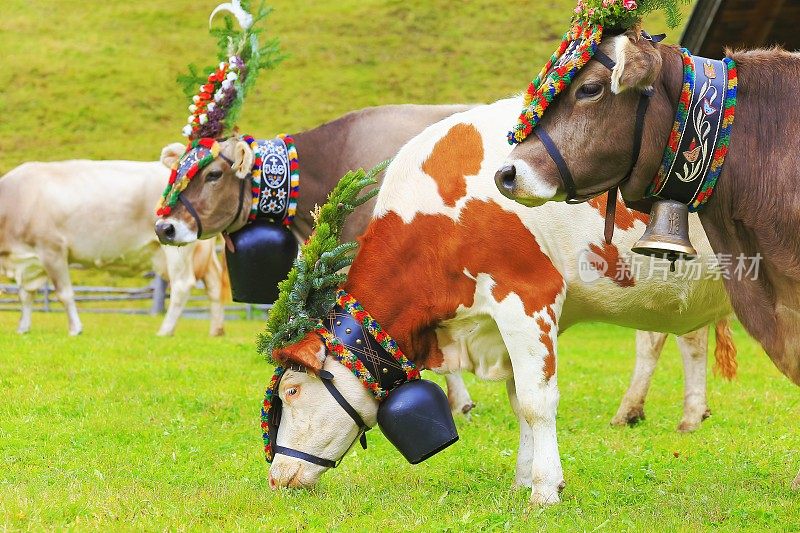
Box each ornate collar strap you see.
[647,50,738,211]
[242,134,300,226]
[156,138,221,217]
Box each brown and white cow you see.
[153,103,734,423]
[266,98,734,504]
[0,148,227,336]
[495,34,800,489]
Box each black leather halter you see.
[177,153,249,239]
[532,32,664,243]
[270,365,369,469]
[535,47,654,205]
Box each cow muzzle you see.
[155,218,197,245]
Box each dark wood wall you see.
[682,0,800,56]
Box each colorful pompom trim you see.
[278,134,300,227]
[156,138,220,217]
[508,21,603,144]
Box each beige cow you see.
[0,145,226,336]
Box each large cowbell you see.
[324,305,459,464]
[631,199,697,262]
[224,220,298,304]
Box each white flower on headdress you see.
[229,55,238,65]
[207,103,216,112]
[189,104,197,113]
[193,95,201,103]
[199,113,208,125]
[182,125,193,137]
[199,85,206,93]
[226,72,238,81]
[221,80,232,90]
[219,62,226,70]
[187,115,195,123]
[214,90,225,102]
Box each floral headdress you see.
[257,162,388,361]
[156,0,284,217]
[508,0,689,145]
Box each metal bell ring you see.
[631,199,698,269]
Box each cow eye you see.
[576,83,603,100]
[205,170,223,182]
[285,387,298,397]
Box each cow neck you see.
[241,134,300,226]
[645,48,738,211]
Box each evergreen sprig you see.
[574,0,690,30]
[257,161,388,362]
[177,1,285,131]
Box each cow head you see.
[496,30,678,205]
[155,138,254,245]
[267,332,379,489]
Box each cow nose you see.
[495,164,517,193]
[154,219,176,244]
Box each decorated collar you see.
[242,134,300,226]
[646,50,738,211]
[261,290,419,462]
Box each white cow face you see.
[268,358,379,489]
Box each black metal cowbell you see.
[324,304,459,464]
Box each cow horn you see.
[209,0,253,30]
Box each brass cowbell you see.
[631,199,697,262]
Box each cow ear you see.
[272,331,326,374]
[232,140,255,179]
[160,142,185,168]
[610,31,663,94]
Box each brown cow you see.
[495,31,800,488]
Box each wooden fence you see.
[0,277,269,320]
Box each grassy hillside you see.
[0,0,692,173]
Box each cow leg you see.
[611,331,668,426]
[201,253,225,337]
[506,377,534,488]
[444,372,475,417]
[498,310,563,506]
[157,245,195,337]
[17,287,34,334]
[793,469,800,490]
[39,248,81,335]
[676,326,711,433]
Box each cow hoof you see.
[69,329,82,337]
[677,420,700,433]
[17,327,30,335]
[611,407,645,427]
[209,327,225,337]
[156,329,174,337]
[530,487,562,506]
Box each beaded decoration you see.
[260,366,284,463]
[647,48,694,195]
[508,21,603,145]
[279,134,300,226]
[156,138,220,217]
[689,58,737,211]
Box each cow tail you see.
[712,317,737,380]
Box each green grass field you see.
[2,313,799,530]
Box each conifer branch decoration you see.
[257,161,388,361]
